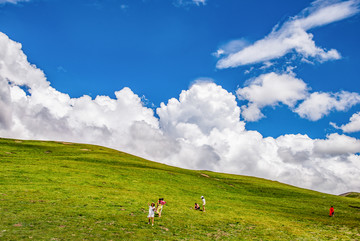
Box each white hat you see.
[201,196,204,199]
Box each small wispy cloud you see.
[331,112,360,133]
[120,4,128,11]
[216,0,360,69]
[192,0,206,6]
[212,38,249,58]
[0,0,29,4]
[174,0,207,7]
[57,66,67,73]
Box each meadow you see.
[0,138,359,240]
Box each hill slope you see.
[340,192,360,199]
[0,138,359,240]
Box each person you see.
[148,203,156,226]
[201,196,206,212]
[156,198,166,218]
[329,206,334,217]
[194,203,200,210]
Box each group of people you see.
[148,197,334,226]
[147,198,166,226]
[194,196,206,212]
[147,196,206,226]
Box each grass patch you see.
[1,138,360,240]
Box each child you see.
[156,198,166,218]
[201,196,206,212]
[329,206,334,217]
[148,203,156,226]
[194,203,200,210]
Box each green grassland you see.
[340,192,360,199]
[0,138,359,240]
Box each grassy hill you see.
[0,138,359,240]
[340,192,360,199]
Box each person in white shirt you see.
[147,202,156,226]
[201,196,206,212]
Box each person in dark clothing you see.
[194,203,200,210]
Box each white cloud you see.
[216,0,359,68]
[174,0,207,7]
[314,133,360,155]
[157,81,243,136]
[240,103,264,122]
[213,39,249,58]
[0,0,29,4]
[331,111,360,133]
[1,31,360,195]
[236,71,360,122]
[295,91,360,121]
[237,72,308,121]
[0,32,159,154]
[192,0,206,6]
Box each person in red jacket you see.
[329,206,334,217]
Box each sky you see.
[0,0,360,194]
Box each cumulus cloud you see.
[314,133,360,155]
[236,72,360,122]
[158,82,243,136]
[237,72,308,121]
[331,111,360,133]
[295,91,360,121]
[216,0,359,68]
[1,31,360,194]
[0,32,159,154]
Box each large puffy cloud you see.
[294,91,360,121]
[0,32,159,155]
[158,81,243,136]
[156,86,360,193]
[216,0,359,68]
[237,72,308,121]
[1,32,360,194]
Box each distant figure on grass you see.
[201,196,206,212]
[148,203,156,226]
[156,198,166,218]
[194,203,200,210]
[329,206,334,217]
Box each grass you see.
[340,192,360,199]
[0,137,359,240]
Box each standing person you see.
[156,198,166,218]
[148,203,156,226]
[201,196,206,212]
[329,206,334,217]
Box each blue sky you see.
[1,0,360,194]
[1,0,359,139]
